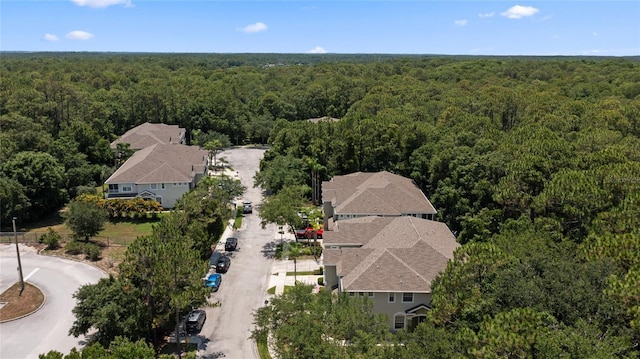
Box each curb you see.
[0,281,47,324]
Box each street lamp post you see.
[12,217,25,295]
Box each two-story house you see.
[322,216,459,332]
[104,143,207,209]
[321,171,456,332]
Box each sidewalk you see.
[267,232,323,296]
[269,257,323,295]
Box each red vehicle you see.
[295,226,323,240]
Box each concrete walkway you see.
[267,231,323,296]
[269,257,323,295]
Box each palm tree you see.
[283,242,303,283]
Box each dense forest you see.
[2,53,640,357]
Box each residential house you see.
[322,171,437,231]
[110,122,186,151]
[104,144,208,209]
[322,216,459,331]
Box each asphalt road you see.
[0,245,107,359]
[198,146,276,359]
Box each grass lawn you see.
[20,209,162,245]
[257,336,272,359]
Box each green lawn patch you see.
[234,208,243,229]
[286,271,316,276]
[256,336,272,359]
[282,285,294,294]
[267,286,276,295]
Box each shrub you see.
[75,185,98,196]
[39,228,61,250]
[313,266,324,275]
[84,242,101,261]
[317,277,324,286]
[65,240,85,255]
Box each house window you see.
[367,292,374,297]
[389,293,395,303]
[394,315,405,330]
[349,292,355,297]
[402,293,414,303]
[161,183,165,190]
[121,184,133,192]
[150,184,157,190]
[108,184,119,193]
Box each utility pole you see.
[13,217,25,295]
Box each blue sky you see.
[1,1,638,56]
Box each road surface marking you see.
[24,268,40,281]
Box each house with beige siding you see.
[322,216,459,332]
[104,143,208,209]
[321,171,437,230]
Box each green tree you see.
[204,139,224,169]
[282,242,303,282]
[429,242,515,330]
[252,284,388,359]
[258,185,308,233]
[64,200,107,241]
[254,154,308,194]
[0,175,29,223]
[69,276,148,347]
[469,308,557,359]
[2,151,67,220]
[118,213,210,350]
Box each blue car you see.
[203,273,222,292]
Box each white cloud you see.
[66,30,94,40]
[71,0,132,8]
[479,12,495,18]
[240,22,268,33]
[501,5,539,19]
[43,33,59,42]
[454,19,467,26]
[308,46,327,54]
[592,32,599,36]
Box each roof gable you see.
[323,171,436,215]
[106,144,207,184]
[325,216,459,293]
[110,122,185,150]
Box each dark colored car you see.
[209,251,222,267]
[225,237,238,251]
[185,309,206,333]
[216,255,231,273]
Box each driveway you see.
[0,245,107,359]
[198,146,276,359]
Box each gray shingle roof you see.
[322,171,436,215]
[110,122,185,150]
[105,144,207,184]
[324,216,459,293]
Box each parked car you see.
[209,251,223,267]
[295,226,324,240]
[216,255,231,273]
[225,237,238,251]
[186,309,206,333]
[203,272,222,292]
[242,200,252,214]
